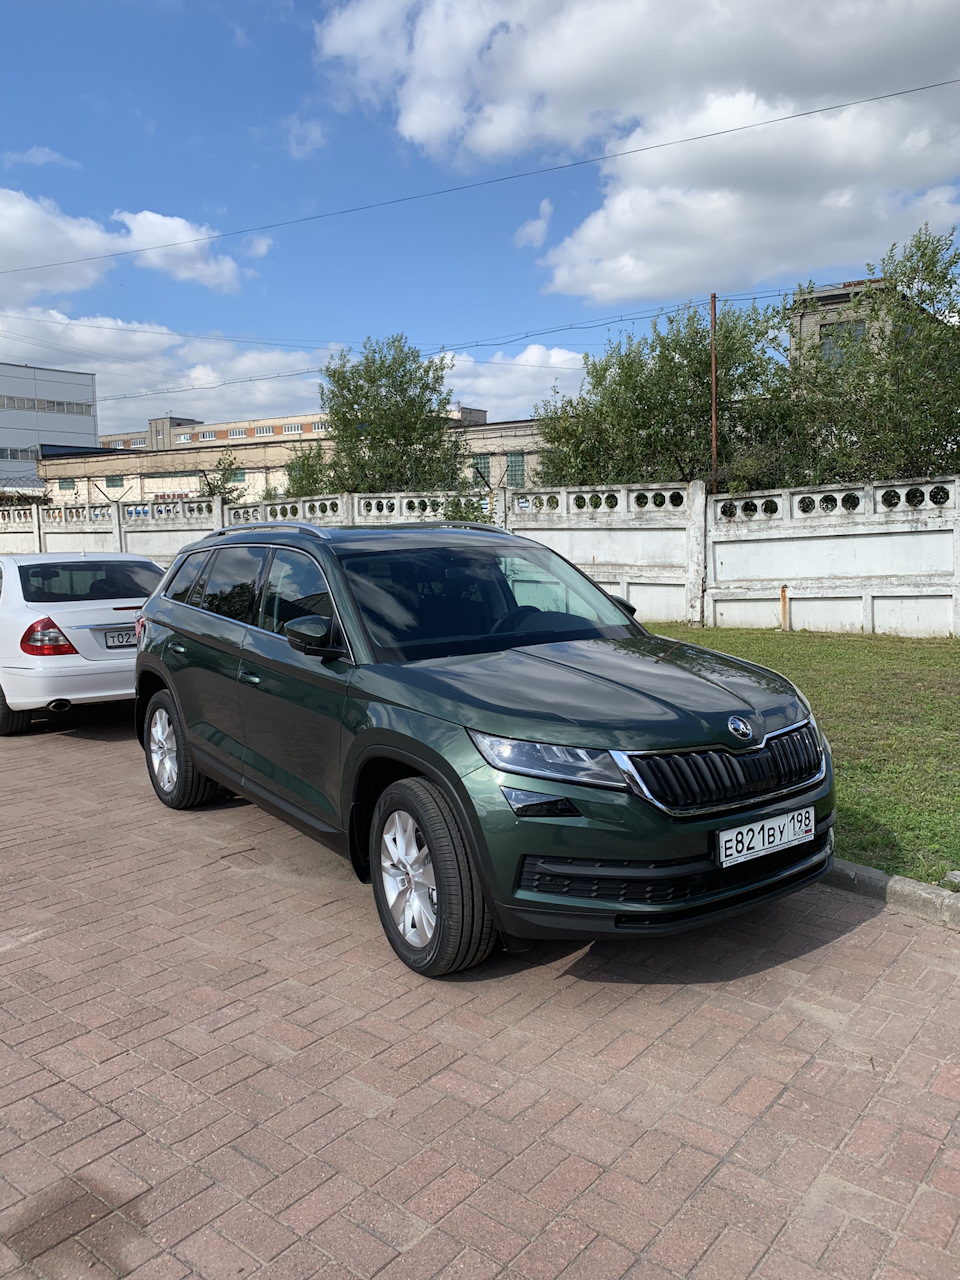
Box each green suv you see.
[136,522,835,975]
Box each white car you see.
[0,552,165,735]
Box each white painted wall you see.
[1,477,956,636]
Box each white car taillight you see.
[20,617,79,657]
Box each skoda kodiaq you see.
[136,523,835,976]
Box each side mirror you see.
[283,616,344,658]
[608,594,637,617]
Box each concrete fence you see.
[2,475,957,636]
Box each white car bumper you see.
[0,659,136,710]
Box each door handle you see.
[169,642,186,654]
[239,670,261,686]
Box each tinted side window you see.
[259,549,333,635]
[200,546,267,622]
[165,552,208,604]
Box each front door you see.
[237,547,349,827]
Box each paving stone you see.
[3,709,960,1279]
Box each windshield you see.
[336,541,639,662]
[19,560,163,604]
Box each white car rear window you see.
[19,561,163,604]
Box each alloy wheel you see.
[380,809,437,948]
[149,708,179,792]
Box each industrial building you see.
[0,362,98,491]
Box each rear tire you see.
[144,689,218,809]
[370,778,495,977]
[0,685,31,737]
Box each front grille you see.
[627,723,823,814]
[518,831,830,908]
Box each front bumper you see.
[0,659,136,710]
[460,754,836,940]
[495,832,834,939]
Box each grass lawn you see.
[649,624,960,884]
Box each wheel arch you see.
[346,745,501,928]
[135,666,170,745]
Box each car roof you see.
[0,551,162,567]
[195,521,531,555]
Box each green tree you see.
[785,223,960,482]
[536,224,960,491]
[320,334,464,493]
[285,440,327,498]
[199,449,246,504]
[535,301,795,490]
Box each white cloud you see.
[449,344,583,421]
[513,198,553,249]
[284,114,326,159]
[0,188,256,304]
[0,305,582,433]
[1,146,81,169]
[318,0,960,300]
[0,307,333,434]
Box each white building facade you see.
[0,362,98,489]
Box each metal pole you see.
[710,292,718,494]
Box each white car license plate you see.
[104,628,137,649]
[718,806,815,867]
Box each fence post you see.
[686,480,707,626]
[31,502,42,553]
[496,487,510,530]
[112,502,125,552]
[212,495,224,529]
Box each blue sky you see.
[1,0,959,432]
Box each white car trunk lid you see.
[38,599,145,661]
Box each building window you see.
[175,433,193,443]
[198,431,216,441]
[472,454,491,486]
[282,423,302,434]
[228,428,247,439]
[112,442,125,449]
[506,452,525,487]
[0,395,93,415]
[312,421,326,431]
[58,479,75,491]
[230,470,246,483]
[0,447,39,461]
[820,319,866,365]
[156,428,164,438]
[105,475,124,489]
[255,425,274,436]
[130,438,147,448]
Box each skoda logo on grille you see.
[728,716,753,741]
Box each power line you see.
[0,287,797,408]
[3,76,958,280]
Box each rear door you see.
[237,547,349,827]
[163,544,268,775]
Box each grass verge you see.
[649,624,960,884]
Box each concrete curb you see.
[825,857,960,932]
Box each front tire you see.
[144,690,218,809]
[0,685,31,737]
[370,778,495,977]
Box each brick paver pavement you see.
[2,706,960,1280]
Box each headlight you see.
[469,731,627,789]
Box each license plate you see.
[104,629,137,649]
[718,806,815,867]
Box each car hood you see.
[350,633,808,752]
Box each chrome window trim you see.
[610,719,826,818]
